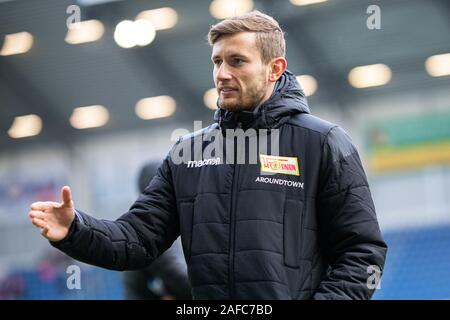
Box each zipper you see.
[228,121,242,299]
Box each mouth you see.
[219,87,238,95]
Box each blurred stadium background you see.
[1,0,450,300]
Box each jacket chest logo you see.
[187,157,221,168]
[259,154,300,176]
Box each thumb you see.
[61,186,73,207]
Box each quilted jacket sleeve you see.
[50,154,180,271]
[313,126,388,300]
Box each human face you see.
[211,32,273,112]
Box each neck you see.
[245,82,276,112]
[263,82,276,103]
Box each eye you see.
[213,59,222,66]
[232,58,244,65]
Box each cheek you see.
[242,76,257,91]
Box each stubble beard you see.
[218,76,269,112]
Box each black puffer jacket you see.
[51,70,387,300]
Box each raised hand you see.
[28,186,76,242]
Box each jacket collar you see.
[214,70,310,130]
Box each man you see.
[29,11,387,299]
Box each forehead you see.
[211,32,259,58]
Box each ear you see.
[268,57,287,82]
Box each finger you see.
[61,186,73,207]
[31,217,47,229]
[29,210,46,220]
[31,201,59,211]
[41,226,49,237]
[30,201,52,211]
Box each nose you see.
[215,62,232,82]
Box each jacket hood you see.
[214,69,310,130]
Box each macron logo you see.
[187,157,221,168]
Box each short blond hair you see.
[207,10,285,64]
